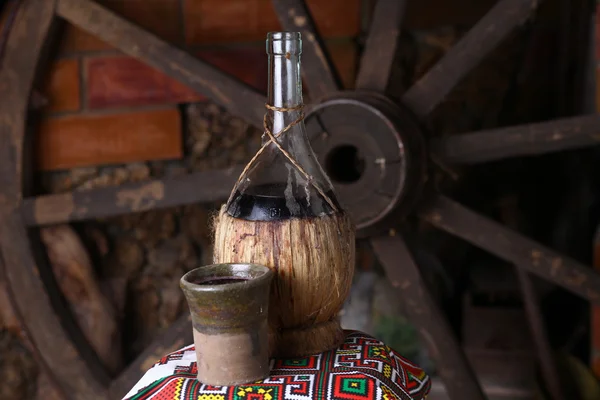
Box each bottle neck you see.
[266,35,303,144]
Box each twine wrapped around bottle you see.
[212,104,355,358]
[224,104,338,213]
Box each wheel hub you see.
[304,92,427,237]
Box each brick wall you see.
[37,0,361,171]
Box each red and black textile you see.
[124,330,431,400]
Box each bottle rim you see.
[266,31,302,55]
[267,32,301,41]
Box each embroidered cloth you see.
[123,330,431,400]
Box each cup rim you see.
[180,263,273,293]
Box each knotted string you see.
[225,104,338,213]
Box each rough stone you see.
[230,143,249,163]
[66,164,151,192]
[133,210,177,248]
[110,212,140,232]
[185,102,261,172]
[100,276,128,317]
[158,275,184,328]
[186,103,212,157]
[77,173,112,191]
[127,162,151,181]
[147,234,198,276]
[181,205,211,247]
[70,166,99,186]
[111,167,130,186]
[162,163,188,178]
[147,240,180,276]
[129,276,160,356]
[112,236,145,278]
[177,235,199,271]
[40,171,73,193]
[181,205,214,265]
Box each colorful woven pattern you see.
[123,330,431,400]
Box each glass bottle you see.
[225,32,342,221]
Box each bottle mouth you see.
[267,31,302,55]
[268,32,301,41]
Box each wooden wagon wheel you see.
[1,0,599,399]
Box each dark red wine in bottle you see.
[226,183,340,221]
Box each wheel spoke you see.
[420,195,600,304]
[431,114,600,164]
[271,0,341,98]
[21,166,243,226]
[56,0,266,129]
[370,235,485,400]
[1,212,110,399]
[402,0,541,118]
[109,314,192,399]
[355,0,407,92]
[516,269,566,400]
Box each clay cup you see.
[180,263,274,386]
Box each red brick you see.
[60,0,181,53]
[198,47,268,93]
[86,47,268,109]
[86,56,200,109]
[41,59,81,113]
[184,0,361,45]
[184,0,260,45]
[36,108,182,170]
